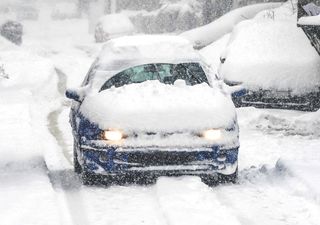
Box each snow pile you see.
[0,50,56,92]
[180,3,281,48]
[239,107,320,137]
[0,35,16,50]
[299,14,320,25]
[218,2,320,93]
[277,158,320,202]
[80,81,235,132]
[95,14,135,42]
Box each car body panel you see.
[67,35,240,182]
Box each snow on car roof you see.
[90,35,202,89]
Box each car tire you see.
[82,171,95,185]
[201,168,238,186]
[82,171,113,186]
[73,142,82,174]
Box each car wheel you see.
[82,171,96,185]
[201,168,238,186]
[73,142,82,174]
[82,171,113,186]
[217,169,238,184]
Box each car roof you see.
[89,35,203,90]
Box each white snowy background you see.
[0,1,320,225]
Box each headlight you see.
[202,129,222,141]
[102,130,123,141]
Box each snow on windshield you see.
[88,35,204,90]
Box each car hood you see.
[80,81,236,132]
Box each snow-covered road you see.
[1,18,320,225]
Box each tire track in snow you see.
[49,68,168,225]
[46,67,90,225]
[212,164,320,225]
[154,176,242,225]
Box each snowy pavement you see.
[0,17,320,225]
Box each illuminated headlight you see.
[102,130,123,141]
[202,129,222,141]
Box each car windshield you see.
[99,63,209,91]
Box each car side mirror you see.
[225,84,247,98]
[231,87,247,98]
[66,88,82,102]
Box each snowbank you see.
[180,3,281,48]
[0,35,16,50]
[81,81,236,133]
[0,50,56,92]
[219,2,320,93]
[238,107,320,137]
[298,14,320,25]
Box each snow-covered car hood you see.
[80,81,236,132]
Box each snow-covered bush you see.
[0,20,23,45]
[94,14,135,43]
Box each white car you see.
[219,3,320,111]
[94,14,135,43]
[66,35,242,186]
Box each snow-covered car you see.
[94,14,135,43]
[219,4,320,111]
[66,35,242,185]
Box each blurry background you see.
[0,0,285,35]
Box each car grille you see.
[115,150,215,167]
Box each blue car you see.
[66,35,242,185]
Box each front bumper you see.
[232,89,320,111]
[79,144,239,176]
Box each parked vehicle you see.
[219,3,320,111]
[94,14,134,43]
[66,35,243,186]
[297,0,320,55]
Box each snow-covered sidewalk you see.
[0,89,62,225]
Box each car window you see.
[100,63,209,91]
